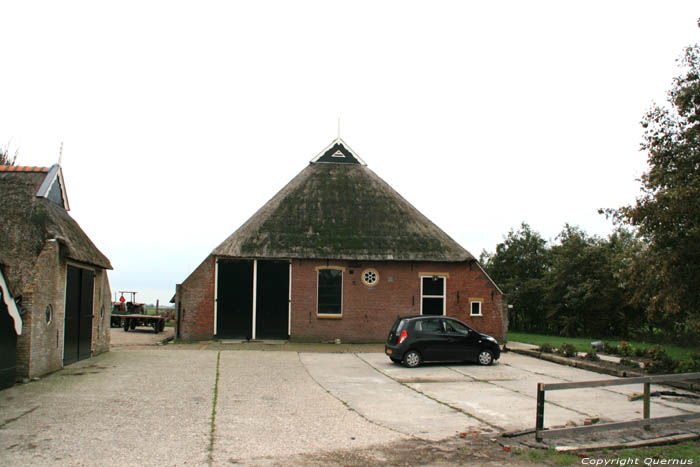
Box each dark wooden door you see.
[0,288,17,389]
[79,270,94,361]
[216,260,253,339]
[255,261,289,340]
[64,265,93,365]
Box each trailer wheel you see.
[130,320,136,330]
[123,318,129,332]
[153,321,160,334]
[158,320,165,332]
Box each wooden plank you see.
[543,372,700,391]
[541,413,700,439]
[555,432,700,453]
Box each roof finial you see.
[58,142,64,166]
[337,116,341,140]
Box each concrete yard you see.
[1,347,699,466]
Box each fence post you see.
[536,383,545,442]
[643,382,651,430]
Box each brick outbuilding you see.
[174,139,507,343]
[0,164,113,388]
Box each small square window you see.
[470,300,482,316]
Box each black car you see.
[385,315,500,368]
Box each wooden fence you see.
[535,373,700,442]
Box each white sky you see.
[1,1,698,305]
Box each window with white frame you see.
[470,299,483,316]
[421,275,446,315]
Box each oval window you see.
[45,304,53,325]
[361,268,379,287]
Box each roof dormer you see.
[36,164,70,211]
[310,138,367,165]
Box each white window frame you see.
[419,273,447,316]
[469,299,483,316]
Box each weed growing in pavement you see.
[208,352,221,464]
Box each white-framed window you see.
[317,267,344,317]
[470,299,483,316]
[420,274,446,316]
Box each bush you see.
[618,341,633,357]
[538,343,555,353]
[647,344,667,361]
[584,351,600,362]
[634,347,648,358]
[558,342,577,358]
[646,345,678,374]
[675,353,700,374]
[619,358,638,368]
[603,342,619,354]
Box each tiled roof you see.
[0,165,49,173]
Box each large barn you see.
[174,139,507,343]
[0,164,112,388]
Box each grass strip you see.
[208,351,221,465]
[508,332,699,361]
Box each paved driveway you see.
[1,348,698,466]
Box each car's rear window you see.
[392,318,409,334]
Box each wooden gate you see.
[64,265,93,365]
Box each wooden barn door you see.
[255,260,289,340]
[216,260,253,339]
[64,265,93,365]
[0,289,17,389]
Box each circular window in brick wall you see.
[45,304,53,325]
[361,268,379,287]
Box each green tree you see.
[543,226,645,338]
[608,45,700,334]
[480,223,551,332]
[0,143,18,165]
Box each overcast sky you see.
[1,1,698,304]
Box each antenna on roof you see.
[337,116,341,140]
[58,142,64,166]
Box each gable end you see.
[36,165,70,211]
[311,138,367,165]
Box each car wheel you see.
[390,357,401,364]
[403,350,422,368]
[477,349,494,366]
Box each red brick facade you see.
[176,257,507,343]
[176,256,216,341]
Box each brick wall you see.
[177,256,507,343]
[290,259,506,343]
[16,240,63,378]
[175,256,215,341]
[92,269,112,356]
[15,240,112,379]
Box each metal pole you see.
[643,382,651,430]
[536,383,545,442]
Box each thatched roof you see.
[213,139,474,262]
[0,165,112,296]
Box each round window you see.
[361,268,379,287]
[45,304,53,325]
